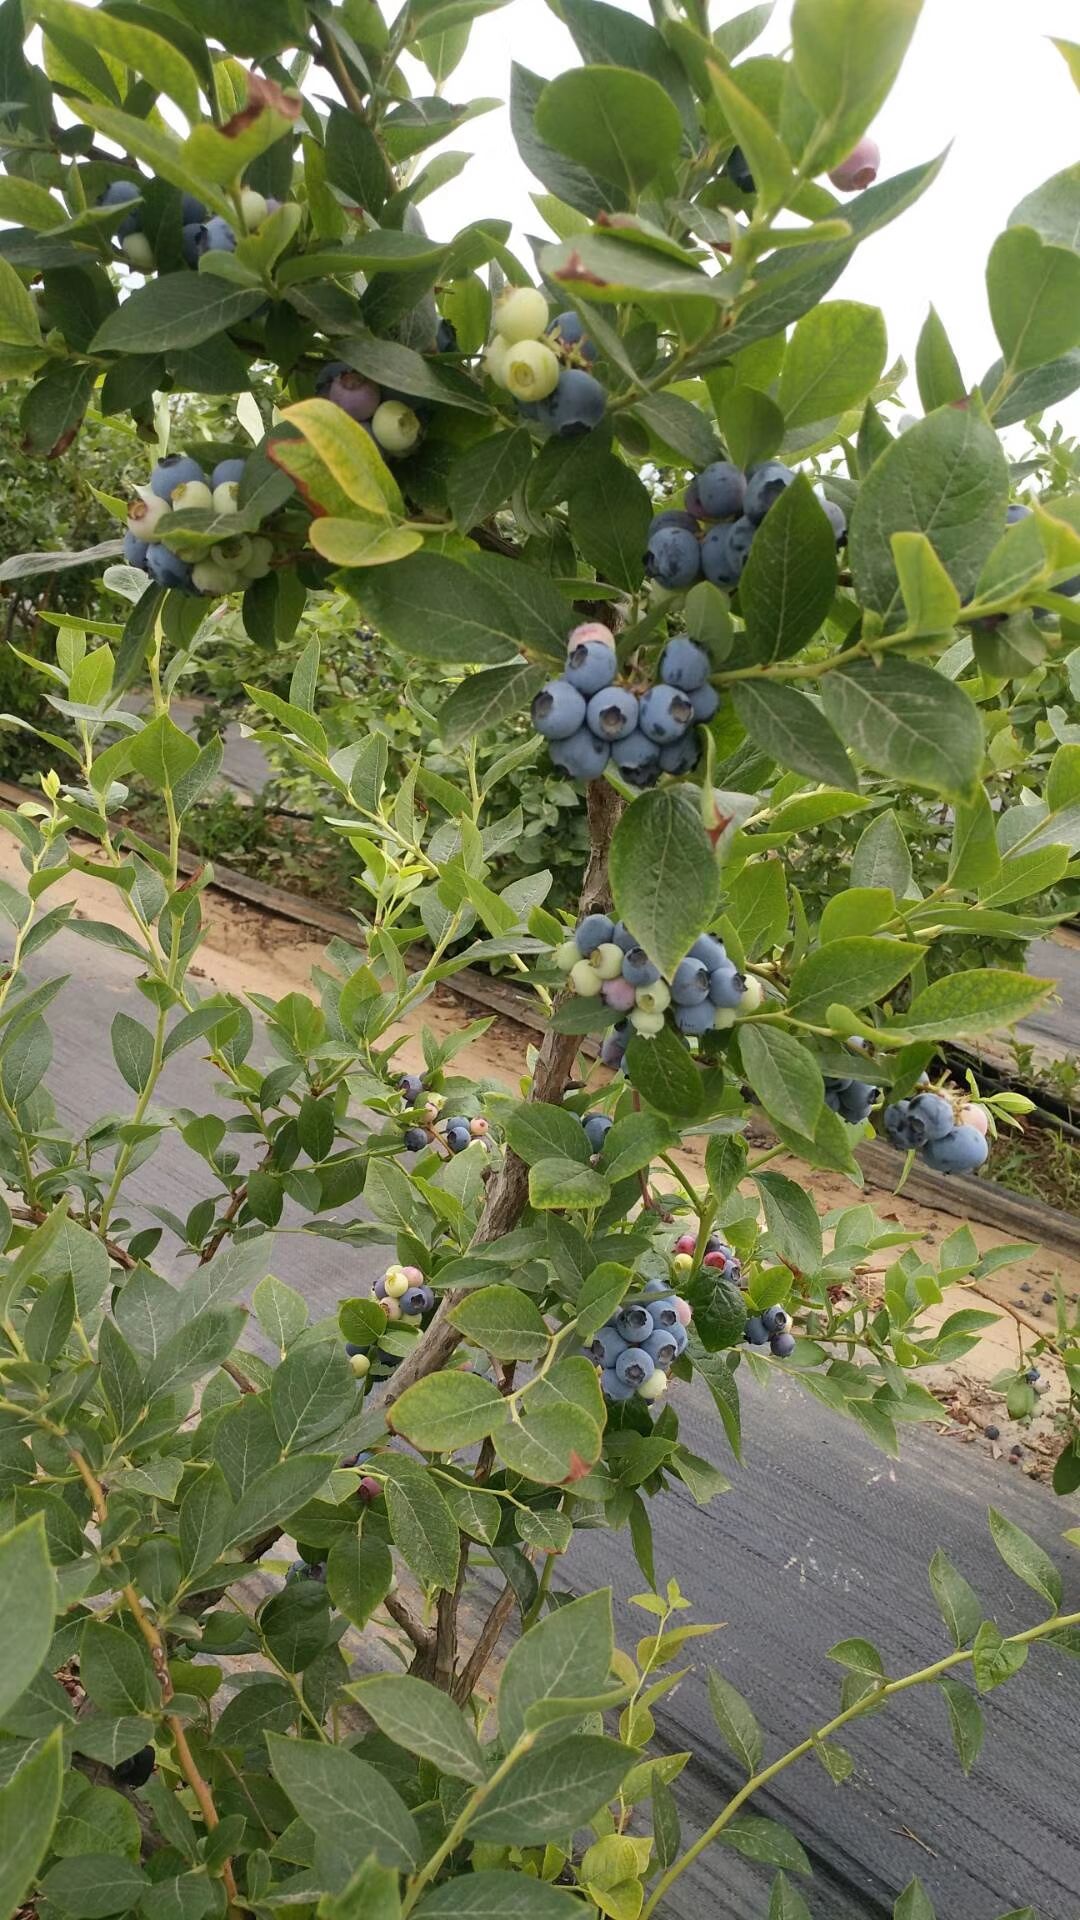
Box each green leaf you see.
[110,1011,154,1096]
[324,105,390,216]
[787,935,925,1024]
[850,809,911,894]
[448,1285,551,1360]
[337,326,491,414]
[534,66,681,197]
[987,1507,1062,1609]
[890,531,962,636]
[706,1669,764,1774]
[717,1814,810,1875]
[41,1854,148,1918]
[467,1734,634,1843]
[270,1339,357,1453]
[211,1680,297,1751]
[891,968,1054,1042]
[779,302,888,427]
[389,1370,508,1451]
[599,1111,677,1182]
[971,1620,1028,1693]
[511,61,625,218]
[820,659,983,801]
[528,1157,610,1210]
[498,1588,613,1749]
[938,1675,983,1776]
[412,1871,583,1917]
[715,384,784,471]
[267,1735,420,1873]
[127,711,199,791]
[708,63,791,210]
[0,1517,56,1720]
[438,660,547,748]
[448,428,533,531]
[792,0,923,173]
[381,1455,460,1591]
[732,682,854,789]
[350,551,548,665]
[35,0,201,119]
[144,1308,245,1399]
[894,1881,936,1920]
[568,455,652,592]
[848,406,1009,628]
[738,475,837,663]
[92,275,264,354]
[987,227,1080,374]
[322,1524,393,1634]
[755,1171,822,1274]
[739,1025,824,1136]
[346,1674,485,1783]
[609,786,721,976]
[625,1025,702,1120]
[0,1727,63,1919]
[0,1016,51,1107]
[223,1454,336,1550]
[927,1549,981,1649]
[828,1636,884,1676]
[79,1621,158,1716]
[178,1466,232,1581]
[768,1874,812,1920]
[309,519,423,567]
[0,253,43,349]
[494,1400,601,1486]
[505,1101,589,1167]
[915,305,966,412]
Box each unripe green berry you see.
[738,975,764,1013]
[638,1369,668,1400]
[505,338,560,401]
[171,479,214,513]
[349,1351,370,1377]
[570,958,603,998]
[239,187,268,229]
[554,939,581,973]
[495,285,549,343]
[636,980,671,1014]
[483,334,512,387]
[372,400,421,454]
[121,232,155,272]
[191,560,238,595]
[591,942,625,981]
[629,1008,665,1035]
[212,480,239,514]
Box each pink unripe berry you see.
[703,1250,730,1272]
[400,1265,424,1286]
[568,621,615,652]
[675,1298,693,1327]
[469,1117,489,1137]
[328,371,381,420]
[674,1233,697,1255]
[829,137,880,192]
[602,976,638,1014]
[959,1103,989,1136]
[382,1297,401,1321]
[357,1475,381,1503]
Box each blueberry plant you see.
[2,2,1080,1917]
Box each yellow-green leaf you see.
[282,399,403,516]
[308,518,423,567]
[36,0,203,122]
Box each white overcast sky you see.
[401,0,1080,428]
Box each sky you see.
[398,0,1080,428]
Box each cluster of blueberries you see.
[671,1228,796,1358]
[590,1277,693,1404]
[532,629,718,785]
[398,1072,489,1156]
[744,1302,796,1359]
[824,1076,878,1126]
[314,359,424,457]
[123,453,271,595]
[98,178,278,274]
[645,458,845,592]
[553,914,764,1067]
[883,1090,990,1175]
[484,286,607,437]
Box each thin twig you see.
[384,1591,435,1657]
[452,1583,515,1706]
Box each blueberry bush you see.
[1,2,1080,1916]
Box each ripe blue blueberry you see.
[650,508,700,537]
[651,1296,680,1331]
[181,222,205,266]
[724,146,755,193]
[445,1122,471,1153]
[694,461,746,520]
[639,684,694,744]
[532,679,587,740]
[212,458,246,488]
[546,310,597,361]
[744,1316,769,1346]
[609,922,638,953]
[601,1367,636,1401]
[99,178,141,239]
[145,544,196,591]
[690,934,727,970]
[658,734,700,775]
[582,1112,613,1153]
[670,1321,689,1357]
[575,913,615,953]
[819,496,847,545]
[907,1092,954,1142]
[611,730,661,786]
[123,531,148,568]
[149,454,207,501]
[316,360,350,393]
[197,215,236,255]
[565,639,617,696]
[701,516,754,587]
[645,524,701,589]
[401,1285,435,1316]
[399,1072,425,1105]
[113,1746,155,1788]
[761,1305,790,1335]
[403,1126,428,1152]
[770,1331,796,1358]
[922,1125,989,1174]
[443,1114,469,1132]
[708,964,744,1008]
[436,317,458,353]
[615,1303,654,1343]
[592,1326,625,1367]
[674,1000,715,1035]
[586,686,639,741]
[659,636,710,691]
[825,1077,876,1125]
[181,192,208,224]
[600,1024,629,1068]
[550,728,610,779]
[621,947,660,988]
[745,462,794,524]
[671,957,710,1005]
[1006,503,1031,524]
[615,1345,654,1387]
[536,367,606,436]
[643,1328,678,1368]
